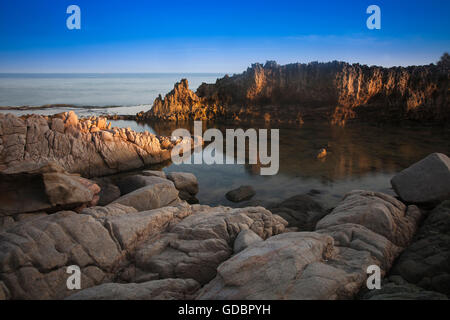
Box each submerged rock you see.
[269,194,327,230]
[225,185,256,202]
[391,153,450,204]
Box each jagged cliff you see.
[139,55,449,125]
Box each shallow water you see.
[109,119,450,209]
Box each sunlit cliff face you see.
[141,58,449,125]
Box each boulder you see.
[0,161,100,216]
[390,200,450,295]
[197,190,425,300]
[233,229,263,254]
[112,178,180,211]
[269,194,327,230]
[391,153,450,204]
[0,211,122,299]
[225,185,255,202]
[316,190,422,247]
[0,202,193,300]
[66,279,200,300]
[134,205,287,285]
[0,200,285,299]
[167,172,199,203]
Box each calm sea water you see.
[0,73,224,116]
[109,120,450,209]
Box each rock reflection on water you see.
[109,119,450,209]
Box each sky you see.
[0,0,449,73]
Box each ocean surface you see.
[0,73,224,116]
[109,120,450,208]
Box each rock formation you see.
[139,55,449,125]
[197,191,424,299]
[0,161,100,217]
[0,199,286,299]
[391,153,450,205]
[390,200,450,296]
[0,152,448,300]
[0,112,197,177]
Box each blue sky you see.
[0,0,449,72]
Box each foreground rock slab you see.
[197,190,424,300]
[0,200,286,299]
[391,153,450,204]
[133,205,287,285]
[112,176,180,211]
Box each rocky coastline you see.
[0,150,448,300]
[137,55,449,126]
[0,112,200,178]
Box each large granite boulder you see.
[391,153,450,204]
[134,205,287,285]
[390,200,450,295]
[112,177,180,211]
[316,190,422,247]
[66,279,200,300]
[0,200,286,299]
[197,190,424,300]
[0,202,194,299]
[0,112,193,177]
[167,172,199,203]
[269,194,327,230]
[0,211,122,299]
[0,161,100,216]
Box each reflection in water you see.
[109,119,450,209]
